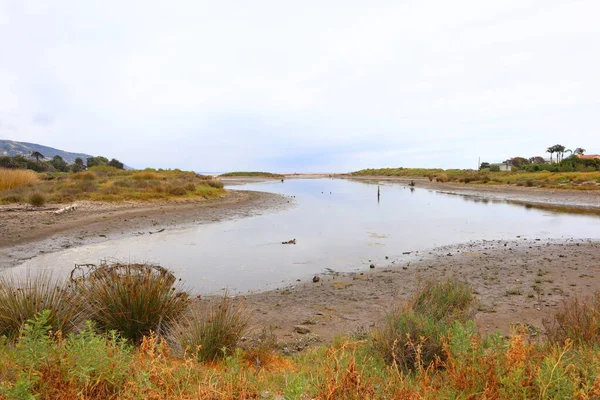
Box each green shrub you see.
[28,193,46,207]
[0,273,86,339]
[62,322,133,396]
[372,307,447,371]
[169,295,249,362]
[77,263,190,343]
[184,183,196,192]
[0,311,134,399]
[490,165,500,172]
[411,279,476,322]
[373,278,476,372]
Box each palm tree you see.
[546,146,554,163]
[554,144,566,163]
[564,149,573,158]
[574,148,586,155]
[30,151,44,163]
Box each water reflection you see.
[11,179,600,294]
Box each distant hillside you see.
[0,140,93,164]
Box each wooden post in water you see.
[377,185,380,202]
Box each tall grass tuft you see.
[411,278,476,321]
[169,295,249,362]
[76,263,190,343]
[28,192,46,207]
[0,272,87,339]
[0,169,39,191]
[372,278,476,372]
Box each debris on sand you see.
[54,204,78,215]
[282,238,297,245]
[294,325,311,334]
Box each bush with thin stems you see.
[543,292,600,345]
[0,272,87,339]
[76,263,190,343]
[169,295,249,362]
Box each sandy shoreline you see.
[241,237,600,351]
[342,175,600,212]
[0,190,291,270]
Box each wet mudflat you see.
[11,179,600,294]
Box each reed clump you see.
[169,295,249,362]
[75,263,190,343]
[0,169,39,191]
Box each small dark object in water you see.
[370,263,375,269]
[385,256,389,259]
[409,180,415,187]
[282,239,297,245]
[312,276,320,283]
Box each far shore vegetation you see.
[0,166,225,205]
[1,267,599,399]
[352,144,600,190]
[220,171,285,178]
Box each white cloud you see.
[1,0,599,171]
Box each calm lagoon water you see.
[13,179,600,293]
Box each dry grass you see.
[0,168,226,204]
[70,171,96,180]
[0,169,39,191]
[1,279,600,398]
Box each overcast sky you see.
[1,1,599,172]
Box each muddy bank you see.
[0,190,291,269]
[242,238,600,352]
[345,176,600,212]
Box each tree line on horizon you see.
[480,144,598,172]
[0,152,125,173]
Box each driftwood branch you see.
[0,206,60,212]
